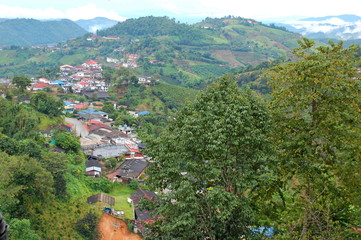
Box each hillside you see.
[0,18,87,46]
[76,17,119,33]
[0,16,302,87]
[96,16,302,86]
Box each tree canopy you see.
[266,38,361,238]
[145,75,273,239]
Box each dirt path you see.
[98,213,142,240]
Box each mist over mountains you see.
[272,14,361,40]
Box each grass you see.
[38,115,64,130]
[108,184,136,219]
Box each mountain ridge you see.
[0,18,87,46]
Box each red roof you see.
[88,120,103,125]
[33,82,50,88]
[89,124,112,132]
[78,81,89,86]
[85,60,98,65]
[75,103,87,109]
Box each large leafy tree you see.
[12,76,31,91]
[145,75,273,239]
[267,38,361,238]
[30,91,64,117]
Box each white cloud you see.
[0,4,126,21]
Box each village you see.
[22,58,160,238]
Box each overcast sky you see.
[0,0,360,22]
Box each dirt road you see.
[98,213,142,240]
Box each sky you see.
[0,0,360,23]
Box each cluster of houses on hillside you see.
[63,106,149,184]
[60,105,158,235]
[28,60,110,98]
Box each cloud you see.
[0,4,126,21]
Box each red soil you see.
[98,213,142,240]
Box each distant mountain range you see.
[272,14,361,40]
[75,17,119,33]
[0,17,122,46]
[0,18,87,46]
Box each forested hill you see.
[0,19,87,46]
[98,16,302,66]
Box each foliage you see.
[12,76,31,91]
[0,99,40,139]
[0,137,42,158]
[8,218,40,240]
[144,75,273,239]
[266,38,361,238]
[0,152,54,218]
[31,91,64,117]
[54,131,80,153]
[0,18,86,46]
[128,180,139,190]
[75,212,100,240]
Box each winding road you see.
[65,117,88,137]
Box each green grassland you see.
[109,185,136,219]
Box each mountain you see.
[0,16,302,87]
[0,18,87,46]
[273,14,361,40]
[99,16,301,64]
[75,17,119,33]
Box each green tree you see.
[8,218,40,240]
[31,91,64,117]
[54,132,80,153]
[75,212,99,240]
[40,152,69,199]
[0,153,54,218]
[12,76,31,91]
[266,38,361,238]
[145,75,273,239]
[128,180,139,190]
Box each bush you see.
[75,212,99,240]
[128,180,139,190]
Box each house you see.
[130,189,159,235]
[85,160,102,177]
[106,159,148,183]
[87,193,115,206]
[32,82,51,90]
[82,60,101,69]
[106,57,119,63]
[78,108,109,119]
[60,65,75,72]
[38,78,50,83]
[82,91,110,99]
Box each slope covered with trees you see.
[0,18,87,46]
[141,39,361,239]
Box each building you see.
[87,193,115,206]
[85,160,102,177]
[106,159,148,183]
[130,189,159,235]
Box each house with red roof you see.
[82,60,101,68]
[32,82,51,91]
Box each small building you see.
[87,193,115,206]
[86,160,102,177]
[78,108,109,119]
[32,82,51,91]
[130,189,159,235]
[106,159,148,183]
